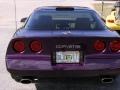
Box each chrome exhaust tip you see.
[20,79,32,84]
[101,77,113,84]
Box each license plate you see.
[56,51,80,63]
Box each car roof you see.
[34,6,94,12]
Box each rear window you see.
[25,10,107,30]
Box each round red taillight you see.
[13,40,25,53]
[110,40,120,52]
[30,40,42,52]
[94,40,105,51]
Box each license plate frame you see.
[55,51,81,64]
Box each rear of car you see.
[6,7,120,83]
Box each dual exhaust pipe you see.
[19,77,114,84]
[20,79,32,84]
[101,77,114,84]
[20,78,39,84]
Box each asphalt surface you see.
[0,0,120,90]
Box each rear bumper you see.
[8,68,120,78]
[6,54,120,77]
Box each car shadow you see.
[35,76,120,90]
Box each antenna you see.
[13,0,17,30]
[101,0,104,17]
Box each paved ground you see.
[0,0,120,90]
[0,28,35,90]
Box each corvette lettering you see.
[56,45,81,49]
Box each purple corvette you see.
[6,6,120,84]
